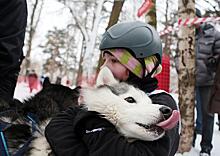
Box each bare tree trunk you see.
[106,0,125,30]
[84,0,104,76]
[21,0,44,75]
[177,0,195,153]
[65,4,88,85]
[145,0,157,28]
[163,0,169,55]
[76,39,86,86]
[96,0,125,71]
[65,1,103,81]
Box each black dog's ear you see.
[73,86,81,94]
[43,77,51,88]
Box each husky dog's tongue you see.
[156,110,180,130]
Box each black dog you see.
[0,78,79,156]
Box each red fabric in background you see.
[156,54,170,92]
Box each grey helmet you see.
[99,21,163,63]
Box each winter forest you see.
[13,0,220,155]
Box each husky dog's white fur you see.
[29,120,52,155]
[80,66,169,141]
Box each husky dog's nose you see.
[159,106,172,120]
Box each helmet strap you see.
[138,58,146,78]
[144,61,160,79]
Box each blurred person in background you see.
[55,76,62,85]
[194,8,220,156]
[27,70,40,93]
[208,57,220,131]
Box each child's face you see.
[102,53,129,81]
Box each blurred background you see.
[12,0,220,155]
[18,0,219,88]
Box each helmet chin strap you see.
[143,61,160,79]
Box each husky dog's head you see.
[80,67,179,141]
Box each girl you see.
[45,21,180,156]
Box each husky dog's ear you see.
[43,77,51,88]
[96,66,118,86]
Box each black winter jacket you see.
[196,24,220,86]
[45,92,180,156]
[0,0,27,101]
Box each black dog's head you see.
[1,78,80,155]
[40,78,80,110]
[21,78,80,123]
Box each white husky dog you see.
[80,66,179,141]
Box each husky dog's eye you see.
[124,97,136,103]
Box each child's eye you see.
[111,59,118,63]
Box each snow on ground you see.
[175,119,220,156]
[14,82,40,102]
[13,82,220,156]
